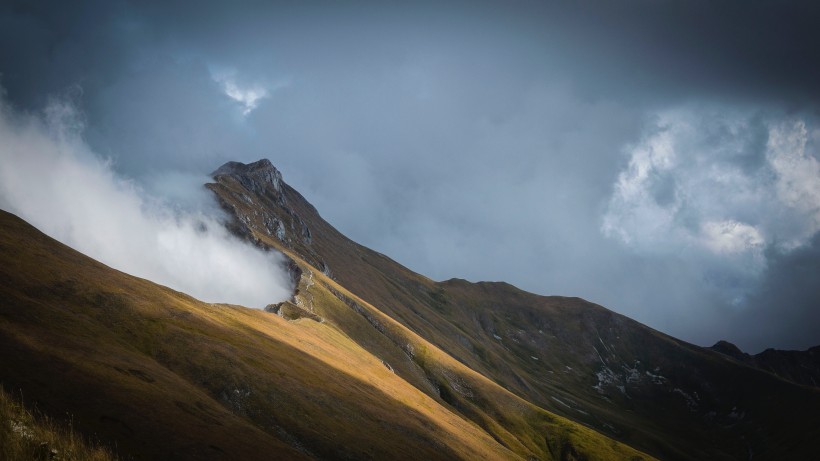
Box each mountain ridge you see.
[709,340,820,388]
[1,208,581,460]
[0,158,817,460]
[0,191,653,458]
[206,158,820,460]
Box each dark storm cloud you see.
[1,0,819,352]
[538,0,820,105]
[740,235,820,350]
[5,0,820,110]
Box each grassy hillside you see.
[208,159,820,460]
[434,279,820,460]
[4,157,816,460]
[0,208,654,460]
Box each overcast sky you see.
[2,0,819,352]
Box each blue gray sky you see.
[1,0,819,352]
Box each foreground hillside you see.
[0,386,118,461]
[207,159,820,460]
[0,207,653,460]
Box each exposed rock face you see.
[207,159,337,314]
[207,159,327,275]
[265,301,322,322]
[212,159,285,198]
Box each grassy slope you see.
[437,280,820,460]
[207,163,820,461]
[0,209,654,460]
[0,209,512,460]
[301,261,652,461]
[210,174,659,460]
[212,174,656,459]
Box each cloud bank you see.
[605,110,820,254]
[0,95,292,307]
[596,107,820,348]
[603,108,820,304]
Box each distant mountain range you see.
[1,158,818,460]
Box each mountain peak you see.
[710,340,750,361]
[206,158,327,273]
[211,158,283,195]
[211,158,281,176]
[212,158,276,176]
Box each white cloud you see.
[601,106,820,307]
[604,107,820,258]
[601,122,680,246]
[209,67,283,116]
[700,220,764,255]
[221,79,268,115]
[767,120,820,248]
[0,96,292,307]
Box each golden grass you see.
[0,210,520,460]
[226,214,655,460]
[302,268,657,461]
[0,183,669,461]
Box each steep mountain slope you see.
[0,209,653,461]
[207,159,820,461]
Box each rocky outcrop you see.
[212,159,285,201]
[265,301,322,322]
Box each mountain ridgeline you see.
[0,158,817,461]
[206,159,820,460]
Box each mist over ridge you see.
[0,94,292,307]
